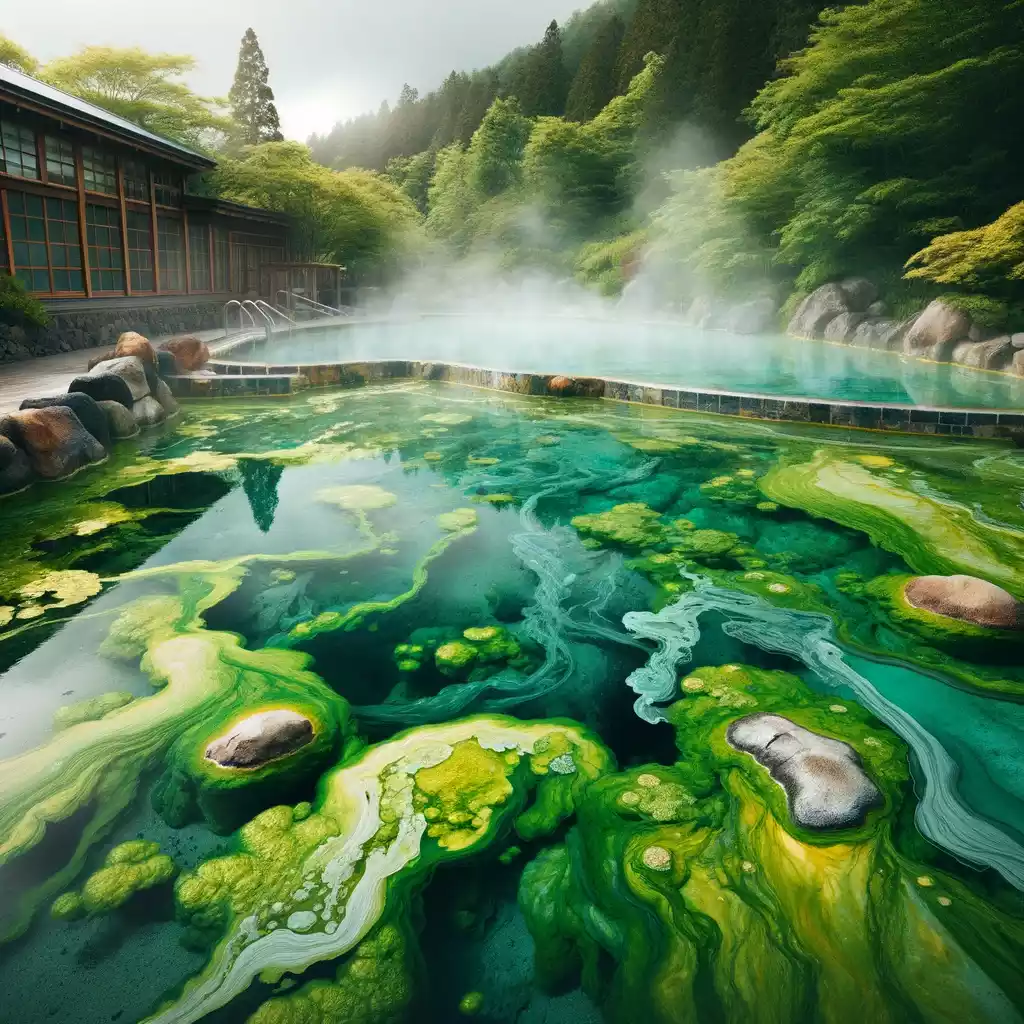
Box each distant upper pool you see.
[224,316,1024,410]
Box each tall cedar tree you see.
[229,28,284,145]
[565,15,625,121]
[516,21,568,117]
[613,0,683,92]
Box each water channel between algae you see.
[1,380,1023,1024]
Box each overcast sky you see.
[5,0,589,140]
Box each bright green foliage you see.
[906,202,1024,303]
[41,47,231,150]
[385,150,436,213]
[212,142,421,279]
[574,229,646,294]
[0,273,50,328]
[54,840,176,919]
[424,145,473,248]
[228,28,283,146]
[467,98,531,198]
[0,34,37,74]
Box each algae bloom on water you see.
[2,381,1024,1024]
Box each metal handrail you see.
[223,299,256,335]
[275,289,351,317]
[242,300,274,343]
[255,299,296,326]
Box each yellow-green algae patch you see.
[142,715,612,1024]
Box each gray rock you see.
[848,318,909,350]
[69,372,134,410]
[722,297,777,335]
[905,575,1020,629]
[20,392,110,449]
[787,283,851,338]
[866,299,887,317]
[89,355,150,401]
[132,395,167,428]
[822,311,866,343]
[727,713,881,830]
[838,277,878,311]
[903,300,971,357]
[155,349,177,379]
[0,406,106,480]
[152,377,179,417]
[204,709,314,768]
[950,336,1014,371]
[97,400,139,439]
[1011,333,1024,350]
[0,441,33,495]
[1014,350,1024,377]
[968,323,999,343]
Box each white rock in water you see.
[905,574,1021,630]
[204,709,314,768]
[727,713,881,830]
[286,910,317,932]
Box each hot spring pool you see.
[2,381,1024,1023]
[223,315,1024,409]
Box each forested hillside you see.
[308,0,824,173]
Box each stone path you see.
[0,330,225,414]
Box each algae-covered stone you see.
[905,574,1020,630]
[727,713,882,830]
[98,399,139,439]
[436,640,479,678]
[205,709,315,768]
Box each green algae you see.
[53,691,135,730]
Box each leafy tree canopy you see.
[0,34,38,74]
[42,47,231,150]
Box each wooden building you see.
[0,63,289,305]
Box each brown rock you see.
[905,574,1021,630]
[903,300,971,357]
[160,336,210,372]
[0,406,106,480]
[548,375,578,395]
[114,331,156,367]
[204,709,314,768]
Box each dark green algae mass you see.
[3,385,1024,1022]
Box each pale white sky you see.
[2,0,588,140]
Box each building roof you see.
[0,64,215,170]
[184,194,291,227]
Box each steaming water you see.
[236,316,1024,408]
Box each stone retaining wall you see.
[0,301,224,363]
[186,357,1024,441]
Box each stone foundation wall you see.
[0,301,225,362]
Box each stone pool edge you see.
[168,359,1024,441]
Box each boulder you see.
[87,348,117,371]
[685,295,715,328]
[722,297,777,335]
[0,440,32,495]
[903,300,971,357]
[951,336,1014,371]
[69,371,134,410]
[89,355,151,401]
[1011,333,1024,350]
[1014,350,1024,377]
[968,323,999,343]
[822,311,866,343]
[548,375,577,395]
[152,377,179,417]
[19,392,110,449]
[727,713,881,830]
[0,406,106,480]
[866,299,887,317]
[132,395,166,428]
[160,335,210,372]
[155,349,178,379]
[848,318,909,350]
[787,283,851,338]
[204,709,314,768]
[114,331,156,367]
[97,400,139,439]
[904,575,1021,630]
[838,277,878,311]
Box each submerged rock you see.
[131,395,166,428]
[97,399,139,439]
[20,392,110,449]
[204,709,315,768]
[904,574,1021,630]
[0,407,105,480]
[152,377,179,417]
[727,713,881,829]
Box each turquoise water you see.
[2,383,1024,1022]
[232,315,1024,408]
